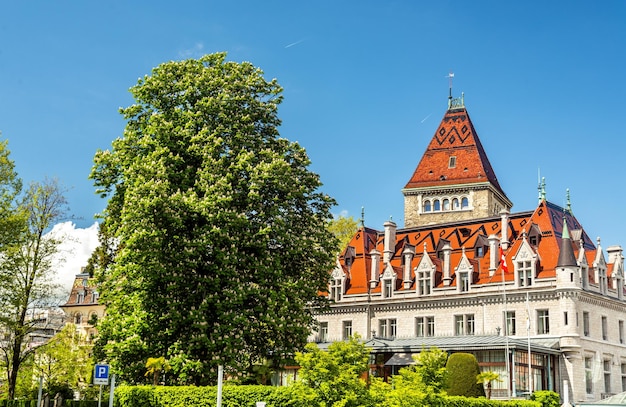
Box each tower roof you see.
[404,105,508,201]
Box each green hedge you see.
[0,401,37,407]
[114,385,282,407]
[109,386,543,407]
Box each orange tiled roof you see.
[404,107,506,199]
[338,200,599,295]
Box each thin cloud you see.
[285,38,306,49]
[178,42,205,59]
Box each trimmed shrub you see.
[530,390,560,407]
[445,353,485,398]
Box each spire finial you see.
[360,206,365,228]
[540,177,547,201]
[447,72,454,109]
[566,188,572,214]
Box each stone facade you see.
[312,98,626,403]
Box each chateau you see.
[312,94,626,403]
[60,268,104,342]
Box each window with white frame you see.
[599,267,608,294]
[417,270,431,295]
[416,316,434,337]
[621,362,626,392]
[343,321,352,340]
[319,322,328,342]
[455,314,475,335]
[459,272,470,292]
[517,260,533,286]
[586,356,594,394]
[424,200,431,212]
[379,319,397,339]
[604,359,612,394]
[537,310,549,334]
[330,278,343,302]
[382,278,394,298]
[505,311,516,335]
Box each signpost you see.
[94,364,109,385]
[94,364,110,407]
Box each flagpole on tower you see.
[447,72,454,109]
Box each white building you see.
[312,96,626,403]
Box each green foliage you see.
[105,385,542,407]
[90,52,337,385]
[0,401,37,407]
[288,336,373,407]
[34,324,93,398]
[328,215,359,253]
[413,347,448,392]
[145,357,171,386]
[476,371,502,399]
[445,353,485,398]
[530,390,560,407]
[0,177,69,399]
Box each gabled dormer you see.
[402,96,512,228]
[593,238,608,295]
[380,263,398,298]
[415,243,436,296]
[454,247,475,293]
[607,246,625,300]
[330,260,346,302]
[512,231,539,287]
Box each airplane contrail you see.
[421,113,432,123]
[285,39,306,48]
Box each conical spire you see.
[404,104,508,198]
[557,216,578,267]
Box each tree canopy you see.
[89,52,338,384]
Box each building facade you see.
[312,95,626,403]
[60,268,105,342]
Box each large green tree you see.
[0,177,69,399]
[90,53,337,385]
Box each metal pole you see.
[527,292,533,394]
[108,374,116,407]
[98,385,102,407]
[501,267,511,399]
[36,376,43,407]
[217,365,223,407]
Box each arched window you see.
[433,200,441,211]
[74,312,82,325]
[443,199,450,211]
[452,198,459,210]
[423,200,431,212]
[461,197,469,209]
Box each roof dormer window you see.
[449,156,456,168]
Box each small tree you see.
[289,335,373,407]
[476,371,501,399]
[145,357,171,386]
[0,178,69,399]
[328,215,359,253]
[445,352,485,397]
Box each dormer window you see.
[330,278,343,302]
[517,261,534,286]
[449,156,457,168]
[382,278,393,298]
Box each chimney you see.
[383,220,397,263]
[443,242,452,286]
[403,245,415,289]
[500,209,510,250]
[488,234,499,276]
[370,249,381,289]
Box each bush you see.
[530,390,560,407]
[445,353,485,398]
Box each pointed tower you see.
[402,95,512,228]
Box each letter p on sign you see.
[94,364,109,385]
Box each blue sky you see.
[1,1,625,248]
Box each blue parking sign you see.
[94,364,109,385]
